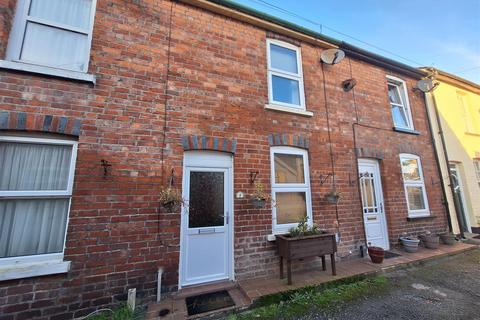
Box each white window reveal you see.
[399,154,430,217]
[267,39,306,110]
[387,76,414,130]
[0,136,78,280]
[6,0,97,73]
[270,147,312,234]
[474,160,480,188]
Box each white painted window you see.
[6,0,97,73]
[474,160,480,188]
[267,39,306,109]
[270,147,312,233]
[387,76,414,130]
[399,154,430,217]
[0,136,78,268]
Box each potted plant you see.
[325,190,341,204]
[438,231,456,245]
[399,236,420,253]
[419,231,440,249]
[367,243,385,264]
[276,217,337,284]
[159,187,185,212]
[250,182,272,208]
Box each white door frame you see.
[179,151,234,288]
[450,163,472,233]
[358,159,390,250]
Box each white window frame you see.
[270,146,312,234]
[266,39,306,110]
[399,153,430,217]
[387,75,414,130]
[474,160,480,188]
[0,136,78,279]
[5,0,97,74]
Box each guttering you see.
[179,0,338,49]
[341,43,426,79]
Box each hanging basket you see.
[252,198,266,208]
[325,193,340,204]
[162,201,180,213]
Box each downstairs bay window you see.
[270,147,312,234]
[399,154,430,217]
[0,135,78,280]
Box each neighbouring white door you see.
[180,152,233,287]
[449,163,471,233]
[358,159,390,250]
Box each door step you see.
[174,280,237,299]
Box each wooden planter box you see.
[276,233,337,285]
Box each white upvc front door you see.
[179,151,233,287]
[358,159,390,250]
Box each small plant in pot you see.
[399,235,420,253]
[250,182,273,208]
[159,187,185,212]
[438,231,456,245]
[419,231,440,249]
[325,190,341,204]
[288,216,323,237]
[367,242,385,264]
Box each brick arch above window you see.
[181,135,237,154]
[268,133,309,149]
[0,111,82,136]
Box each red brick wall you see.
[0,1,447,319]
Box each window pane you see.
[188,172,224,228]
[0,142,72,191]
[388,84,402,104]
[0,199,69,258]
[270,44,298,74]
[29,0,93,30]
[272,75,300,105]
[274,153,305,183]
[21,22,88,71]
[406,186,426,211]
[391,105,409,128]
[275,192,307,224]
[401,158,421,181]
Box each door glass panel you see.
[406,186,426,210]
[274,153,305,183]
[360,173,377,213]
[188,172,224,228]
[275,192,307,224]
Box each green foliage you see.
[288,216,322,237]
[227,276,389,320]
[86,304,134,320]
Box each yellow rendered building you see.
[424,68,480,235]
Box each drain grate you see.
[384,251,402,259]
[186,290,235,316]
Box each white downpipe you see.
[157,267,164,302]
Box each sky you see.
[232,0,480,84]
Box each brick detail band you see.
[181,135,237,154]
[268,133,309,149]
[355,147,385,160]
[0,111,82,136]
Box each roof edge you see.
[420,67,480,93]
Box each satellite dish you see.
[416,79,439,93]
[321,49,345,65]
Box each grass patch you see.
[227,275,388,320]
[85,304,134,320]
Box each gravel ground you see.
[305,248,480,320]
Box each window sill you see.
[0,260,70,281]
[407,215,435,222]
[265,104,313,117]
[393,127,420,135]
[0,60,95,84]
[465,132,480,137]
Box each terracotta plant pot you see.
[400,237,420,253]
[252,198,266,208]
[367,246,385,264]
[419,234,440,249]
[439,233,456,245]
